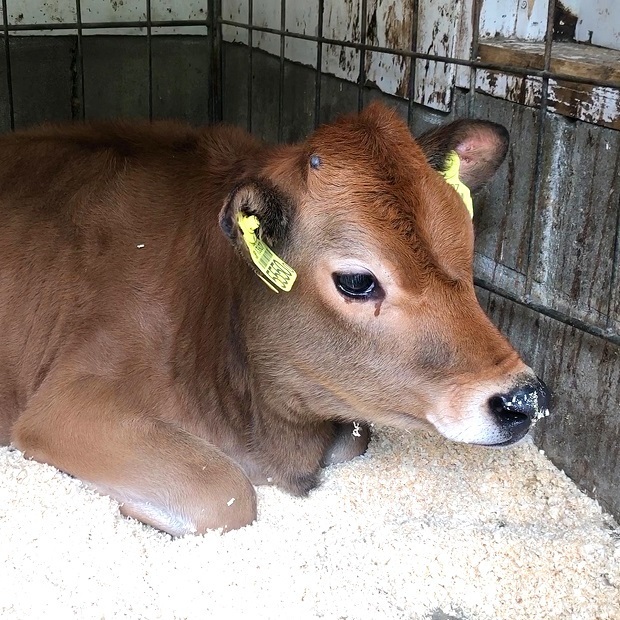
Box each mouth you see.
[476,419,532,448]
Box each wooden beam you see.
[478,40,620,88]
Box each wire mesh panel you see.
[0,0,220,127]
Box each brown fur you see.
[0,104,543,535]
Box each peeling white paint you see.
[321,0,362,84]
[223,0,413,99]
[364,0,413,98]
[475,70,542,108]
[575,0,620,51]
[479,0,619,52]
[476,68,620,130]
[1,0,617,124]
[454,0,474,89]
[548,80,620,128]
[1,0,209,35]
[479,0,548,41]
[397,0,484,108]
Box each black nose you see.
[488,378,551,441]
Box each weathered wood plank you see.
[223,42,320,140]
[318,71,359,125]
[454,92,538,297]
[548,80,620,132]
[482,288,620,520]
[478,40,620,87]
[321,0,361,86]
[281,59,317,143]
[529,115,620,329]
[475,67,620,131]
[478,0,549,41]
[248,34,281,144]
[364,0,414,99]
[413,0,459,112]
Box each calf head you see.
[220,103,549,447]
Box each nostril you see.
[488,395,507,416]
[488,394,530,426]
[487,379,550,445]
[490,380,551,424]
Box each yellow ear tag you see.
[237,213,297,293]
[440,151,474,218]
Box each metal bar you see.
[278,0,285,141]
[524,0,557,299]
[247,0,253,132]
[406,0,419,129]
[475,277,620,347]
[209,0,223,123]
[357,0,368,112]
[6,20,210,31]
[217,19,620,90]
[146,0,153,120]
[467,0,483,116]
[605,153,620,330]
[74,0,85,120]
[313,0,324,129]
[3,14,620,90]
[1,0,14,129]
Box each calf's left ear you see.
[417,119,509,191]
[219,179,292,249]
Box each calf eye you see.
[333,272,380,300]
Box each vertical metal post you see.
[146,0,153,120]
[357,0,368,112]
[314,0,324,128]
[209,0,223,123]
[1,0,14,129]
[277,0,285,141]
[605,160,620,330]
[74,0,86,120]
[406,0,419,129]
[524,0,557,299]
[247,0,253,132]
[467,0,483,116]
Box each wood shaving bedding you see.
[1,427,618,620]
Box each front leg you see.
[252,414,337,495]
[250,413,370,494]
[321,422,371,466]
[12,370,257,536]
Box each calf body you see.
[0,104,549,535]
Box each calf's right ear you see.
[417,119,509,191]
[219,179,293,249]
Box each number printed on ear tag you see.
[237,213,298,293]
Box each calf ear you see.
[219,179,292,249]
[417,120,509,191]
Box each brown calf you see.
[0,103,549,535]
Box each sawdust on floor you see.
[0,427,618,620]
